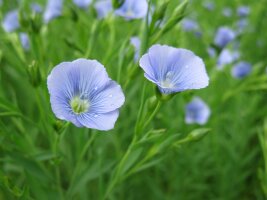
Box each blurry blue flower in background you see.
[31,3,43,13]
[214,27,236,48]
[19,33,30,51]
[202,2,215,11]
[0,0,2,6]
[94,0,112,19]
[231,61,252,79]
[237,6,250,17]
[236,18,248,33]
[73,0,92,9]
[185,97,210,125]
[44,0,63,23]
[217,49,239,69]
[222,7,232,17]
[47,58,125,131]
[207,47,216,58]
[181,18,199,32]
[115,0,148,20]
[130,36,141,62]
[2,10,19,32]
[139,44,209,94]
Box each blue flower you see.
[207,47,216,58]
[222,7,232,17]
[94,0,113,19]
[214,27,236,48]
[185,97,210,125]
[2,10,19,32]
[47,59,125,131]
[73,0,92,9]
[31,3,43,13]
[236,19,248,33]
[19,33,30,51]
[217,49,239,69]
[43,0,63,24]
[139,45,209,94]
[115,0,148,20]
[231,61,251,79]
[181,18,199,32]
[237,6,250,17]
[203,2,215,11]
[130,36,141,62]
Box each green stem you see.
[67,130,97,197]
[104,134,138,199]
[141,100,162,132]
[53,123,69,200]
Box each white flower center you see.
[70,96,90,114]
[160,71,174,88]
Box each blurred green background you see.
[1,0,267,199]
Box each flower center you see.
[70,96,90,114]
[160,71,174,88]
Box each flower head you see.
[185,97,210,125]
[222,7,232,17]
[231,61,251,79]
[214,27,236,48]
[237,6,250,17]
[115,0,148,20]
[130,36,141,62]
[203,2,215,11]
[43,0,63,24]
[139,44,209,94]
[47,58,125,131]
[73,0,92,9]
[31,3,43,13]
[207,47,216,58]
[181,18,199,32]
[2,10,19,32]
[217,49,239,69]
[94,0,113,19]
[19,33,30,51]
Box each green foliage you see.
[0,0,267,199]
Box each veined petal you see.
[90,81,125,113]
[77,110,120,131]
[47,58,125,130]
[139,44,209,94]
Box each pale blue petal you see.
[231,61,251,79]
[90,81,125,113]
[139,44,209,94]
[130,36,141,62]
[31,3,43,13]
[19,33,30,51]
[217,49,239,69]
[44,0,63,23]
[237,6,250,17]
[115,0,148,20]
[77,110,119,131]
[2,10,19,32]
[182,18,199,32]
[222,7,232,17]
[214,27,235,48]
[94,0,113,19]
[73,0,92,8]
[47,58,124,130]
[185,97,210,125]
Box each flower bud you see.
[161,0,188,35]
[27,60,42,87]
[187,128,210,142]
[150,0,170,31]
